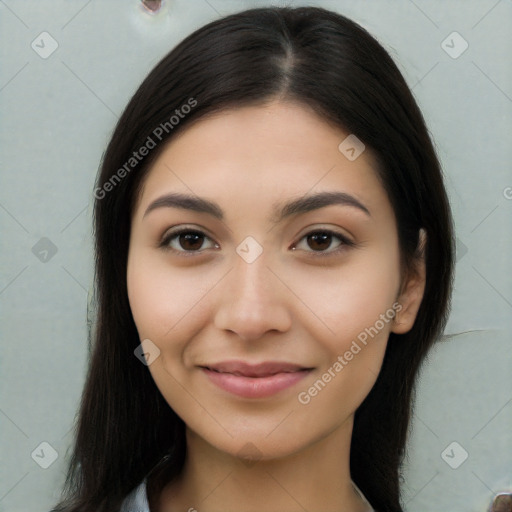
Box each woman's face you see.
[127,101,423,460]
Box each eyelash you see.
[159,227,355,258]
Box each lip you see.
[200,361,312,399]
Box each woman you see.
[52,5,454,512]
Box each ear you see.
[392,229,427,335]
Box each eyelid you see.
[290,227,355,257]
[159,225,219,256]
[159,225,356,257]
[293,224,354,244]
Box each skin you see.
[127,100,426,511]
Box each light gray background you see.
[0,1,511,511]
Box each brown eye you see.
[177,232,205,251]
[160,228,218,254]
[293,229,355,256]
[306,232,334,251]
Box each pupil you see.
[308,233,331,251]
[180,233,203,250]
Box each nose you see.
[213,251,292,342]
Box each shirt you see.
[120,478,375,511]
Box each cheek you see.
[276,246,401,348]
[293,268,398,425]
[126,250,217,358]
[282,248,400,403]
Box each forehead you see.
[133,101,390,219]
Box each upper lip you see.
[201,361,311,377]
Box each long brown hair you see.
[52,6,454,511]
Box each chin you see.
[188,422,309,462]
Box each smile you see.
[199,361,313,399]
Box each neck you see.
[155,415,370,512]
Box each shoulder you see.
[120,479,149,512]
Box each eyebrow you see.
[142,190,371,222]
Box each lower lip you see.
[201,368,311,398]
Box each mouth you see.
[199,361,313,398]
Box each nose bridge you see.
[229,247,276,312]
[230,234,275,301]
[213,244,291,339]
[234,251,271,299]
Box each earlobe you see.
[392,229,427,335]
